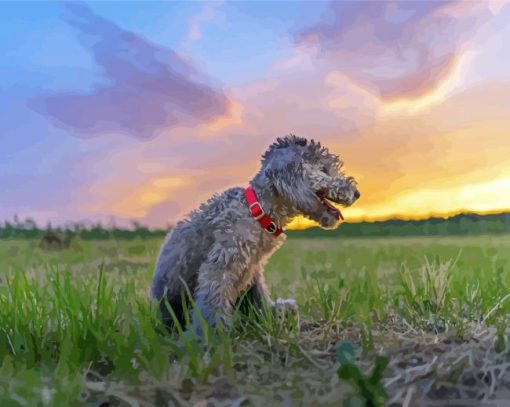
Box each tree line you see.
[286,213,510,238]
[1,212,509,240]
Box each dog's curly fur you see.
[151,135,360,333]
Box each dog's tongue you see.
[332,207,344,221]
[324,199,344,220]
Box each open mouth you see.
[316,190,344,221]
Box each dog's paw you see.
[272,298,298,314]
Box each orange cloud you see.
[206,100,245,133]
[119,180,185,218]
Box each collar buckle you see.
[265,221,278,234]
[248,202,265,220]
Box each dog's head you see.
[262,135,360,229]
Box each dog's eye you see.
[320,166,328,174]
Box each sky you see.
[1,0,510,229]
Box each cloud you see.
[186,1,225,42]
[29,2,229,139]
[295,1,492,101]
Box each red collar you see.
[245,186,284,237]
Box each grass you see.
[1,234,510,405]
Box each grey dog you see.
[151,135,360,333]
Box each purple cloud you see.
[296,1,491,100]
[29,3,229,139]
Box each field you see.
[2,234,510,406]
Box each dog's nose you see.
[354,190,360,199]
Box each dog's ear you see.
[265,161,297,191]
[265,158,317,212]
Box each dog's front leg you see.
[190,248,244,336]
[250,270,297,314]
[192,284,232,337]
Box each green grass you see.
[1,235,510,405]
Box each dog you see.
[151,135,360,334]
